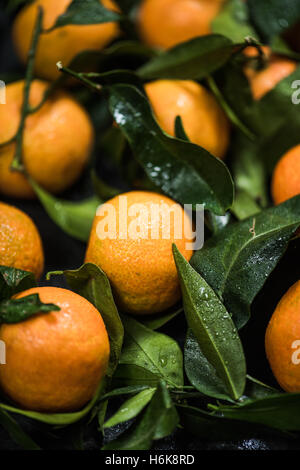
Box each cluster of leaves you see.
[2,0,300,451]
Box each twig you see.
[56,62,103,94]
[10,7,43,172]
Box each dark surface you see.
[0,5,300,451]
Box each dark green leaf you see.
[49,263,123,377]
[104,387,156,428]
[31,180,101,243]
[173,245,246,400]
[248,0,300,41]
[191,196,300,329]
[174,116,190,142]
[243,376,280,402]
[101,385,151,400]
[153,381,179,440]
[103,380,177,450]
[138,35,234,80]
[107,84,234,215]
[91,170,122,201]
[205,212,232,235]
[0,267,36,302]
[184,329,233,401]
[212,0,259,42]
[114,315,183,388]
[0,294,59,324]
[47,0,121,30]
[0,410,40,450]
[213,393,300,431]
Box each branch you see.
[10,6,43,172]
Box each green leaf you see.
[0,410,40,450]
[104,388,156,428]
[212,0,259,42]
[31,180,101,243]
[232,133,268,207]
[173,245,246,401]
[49,263,123,377]
[191,196,300,329]
[0,267,37,302]
[213,393,300,431]
[138,35,234,80]
[91,170,122,201]
[231,190,261,220]
[138,307,183,330]
[103,380,177,450]
[101,385,151,400]
[243,376,280,402]
[174,116,190,142]
[0,294,60,324]
[248,0,300,41]
[184,329,232,401]
[114,315,183,388]
[6,0,33,12]
[153,381,179,440]
[47,0,121,31]
[107,84,234,215]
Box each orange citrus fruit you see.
[13,0,120,81]
[138,0,225,50]
[265,280,300,392]
[85,191,194,315]
[145,80,230,159]
[271,144,300,205]
[0,202,44,279]
[0,80,94,199]
[245,54,297,100]
[0,286,110,412]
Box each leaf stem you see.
[56,62,103,94]
[10,7,43,173]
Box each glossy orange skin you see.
[245,55,297,100]
[0,287,110,412]
[13,0,119,80]
[85,191,194,315]
[265,281,300,392]
[271,145,300,205]
[0,202,44,279]
[0,80,94,199]
[138,0,225,50]
[145,80,230,159]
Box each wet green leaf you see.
[231,190,261,220]
[114,315,183,388]
[184,329,233,401]
[191,196,300,329]
[0,294,59,324]
[107,84,234,215]
[103,381,177,450]
[104,387,156,428]
[138,35,234,80]
[173,245,246,400]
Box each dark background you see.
[1,4,300,451]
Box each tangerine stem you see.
[10,7,43,173]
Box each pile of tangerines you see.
[1,0,300,425]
